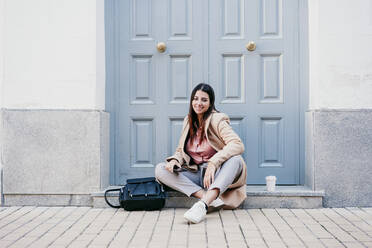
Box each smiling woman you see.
[155,83,247,224]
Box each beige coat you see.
[166,111,247,209]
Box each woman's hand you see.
[203,164,216,189]
[165,160,180,173]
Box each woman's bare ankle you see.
[201,188,220,205]
[192,189,206,199]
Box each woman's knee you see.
[155,162,167,181]
[227,155,242,165]
[225,155,243,170]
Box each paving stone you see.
[343,242,366,248]
[8,237,38,248]
[362,241,372,247]
[319,238,344,247]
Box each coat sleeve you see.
[208,114,245,169]
[165,116,188,165]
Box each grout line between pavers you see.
[361,208,372,218]
[83,208,118,247]
[324,208,370,247]
[232,210,249,248]
[6,207,65,247]
[303,209,347,247]
[126,211,146,247]
[346,208,372,230]
[261,209,291,248]
[146,210,161,248]
[186,215,190,248]
[106,210,130,248]
[290,209,326,247]
[48,208,103,247]
[245,209,269,248]
[0,207,21,221]
[64,208,109,247]
[320,208,364,245]
[204,213,209,248]
[166,208,176,248]
[25,207,85,248]
[0,206,36,231]
[287,208,326,247]
[0,207,48,240]
[218,211,230,248]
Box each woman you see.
[155,83,247,224]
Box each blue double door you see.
[111,0,300,185]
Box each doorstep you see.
[91,185,325,209]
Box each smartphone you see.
[173,165,182,173]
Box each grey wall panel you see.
[310,110,372,207]
[2,110,109,194]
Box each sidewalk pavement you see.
[0,207,371,248]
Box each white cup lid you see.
[265,176,276,180]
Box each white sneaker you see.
[184,201,207,224]
[208,197,224,213]
[210,197,224,208]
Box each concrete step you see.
[92,185,324,209]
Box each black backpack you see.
[104,177,167,211]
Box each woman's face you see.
[192,90,211,116]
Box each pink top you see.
[186,128,217,165]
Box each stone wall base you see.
[91,186,325,209]
[1,109,110,199]
[306,109,372,207]
[3,194,92,206]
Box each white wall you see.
[2,0,105,109]
[0,0,4,107]
[3,0,372,110]
[309,0,372,109]
[0,0,4,204]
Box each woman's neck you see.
[197,115,203,127]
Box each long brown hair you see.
[188,83,218,144]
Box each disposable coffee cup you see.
[265,175,277,192]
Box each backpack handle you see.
[104,188,121,208]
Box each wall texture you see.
[309,0,372,109]
[306,110,372,207]
[1,0,105,109]
[2,110,109,206]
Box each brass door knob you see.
[157,42,166,53]
[246,41,256,51]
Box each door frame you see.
[104,0,309,185]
